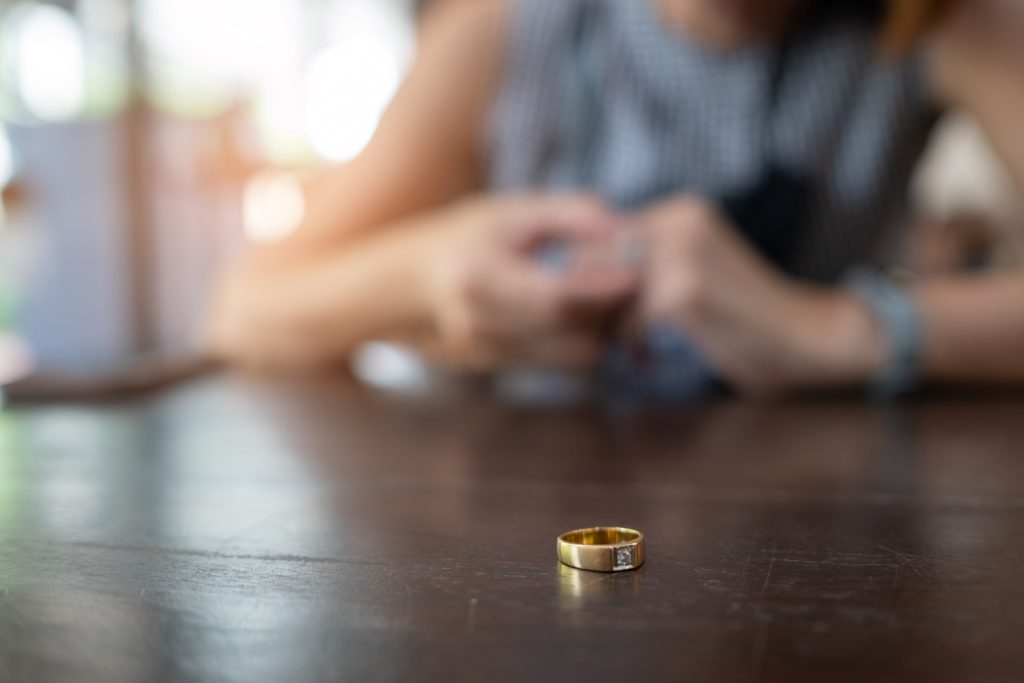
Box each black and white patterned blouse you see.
[483,0,937,397]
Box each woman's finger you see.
[501,194,623,251]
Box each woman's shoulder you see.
[418,0,510,62]
[397,0,512,143]
[311,0,514,222]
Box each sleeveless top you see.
[483,0,937,398]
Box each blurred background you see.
[0,0,426,388]
[1,0,1022,395]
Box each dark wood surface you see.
[3,375,1024,682]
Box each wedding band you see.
[557,527,645,572]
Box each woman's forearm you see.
[916,5,1024,385]
[836,273,1024,387]
[915,273,1024,383]
[207,208,455,370]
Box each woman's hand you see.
[633,197,887,395]
[426,194,638,371]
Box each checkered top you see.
[483,0,936,396]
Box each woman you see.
[208,0,1024,396]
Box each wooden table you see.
[2,375,1024,682]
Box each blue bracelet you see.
[845,269,923,399]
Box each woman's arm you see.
[211,193,638,370]
[904,1,1024,384]
[209,1,638,371]
[915,275,1024,384]
[207,0,508,368]
[632,197,1024,395]
[211,206,461,369]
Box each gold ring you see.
[557,527,645,572]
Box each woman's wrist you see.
[417,207,468,331]
[417,197,496,363]
[788,286,890,389]
[829,290,891,385]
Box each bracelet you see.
[845,268,923,399]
